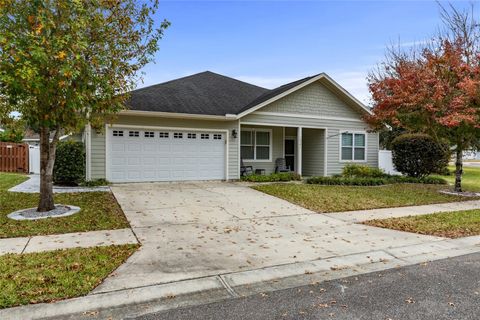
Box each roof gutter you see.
[120,110,236,121]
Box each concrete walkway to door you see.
[93,181,475,294]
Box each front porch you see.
[240,125,326,177]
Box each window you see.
[341,132,366,161]
[187,133,196,139]
[129,131,139,137]
[173,132,183,139]
[159,132,169,138]
[213,134,222,140]
[201,133,209,139]
[240,129,271,161]
[144,131,154,138]
[113,130,123,137]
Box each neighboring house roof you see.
[127,71,269,116]
[22,129,69,142]
[125,71,371,118]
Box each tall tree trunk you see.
[454,147,463,193]
[38,126,57,212]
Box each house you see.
[85,71,379,183]
[22,129,70,146]
[463,150,480,161]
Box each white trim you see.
[282,127,286,157]
[253,111,364,123]
[240,128,273,162]
[237,73,372,118]
[120,110,234,121]
[105,123,110,181]
[240,121,327,130]
[22,134,70,143]
[225,131,229,181]
[110,124,228,133]
[237,119,241,179]
[297,127,303,175]
[338,130,367,163]
[85,124,92,181]
[105,124,229,181]
[324,128,328,176]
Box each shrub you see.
[53,141,85,186]
[342,164,385,178]
[307,176,387,186]
[81,179,109,187]
[306,175,447,186]
[241,172,301,182]
[391,133,450,178]
[387,175,447,185]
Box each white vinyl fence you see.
[378,150,400,175]
[29,145,40,174]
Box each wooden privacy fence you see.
[0,142,29,173]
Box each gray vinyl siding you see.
[302,128,325,176]
[326,129,379,175]
[241,114,378,175]
[90,115,239,180]
[240,80,378,175]
[259,81,364,119]
[241,125,283,174]
[91,130,106,179]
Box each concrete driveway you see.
[94,182,441,293]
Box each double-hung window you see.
[341,132,366,161]
[240,129,271,161]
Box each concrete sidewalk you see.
[1,234,479,320]
[325,199,480,223]
[8,174,109,193]
[0,228,138,255]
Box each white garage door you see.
[107,128,226,182]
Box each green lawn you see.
[433,166,480,192]
[252,183,475,213]
[364,209,480,238]
[0,244,138,309]
[0,173,129,238]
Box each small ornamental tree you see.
[367,4,480,192]
[391,133,450,178]
[0,1,169,211]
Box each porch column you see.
[297,127,302,175]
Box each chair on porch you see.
[240,159,254,176]
[275,158,291,173]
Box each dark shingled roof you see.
[128,71,269,116]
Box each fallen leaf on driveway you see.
[405,297,415,304]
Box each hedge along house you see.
[84,71,379,183]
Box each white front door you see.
[107,128,226,182]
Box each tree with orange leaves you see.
[367,4,480,192]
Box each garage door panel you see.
[111,158,126,166]
[112,143,125,152]
[142,157,156,166]
[128,157,141,165]
[127,144,142,152]
[108,128,226,182]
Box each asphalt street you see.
[133,253,480,320]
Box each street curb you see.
[1,236,479,320]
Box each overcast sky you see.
[140,0,476,105]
